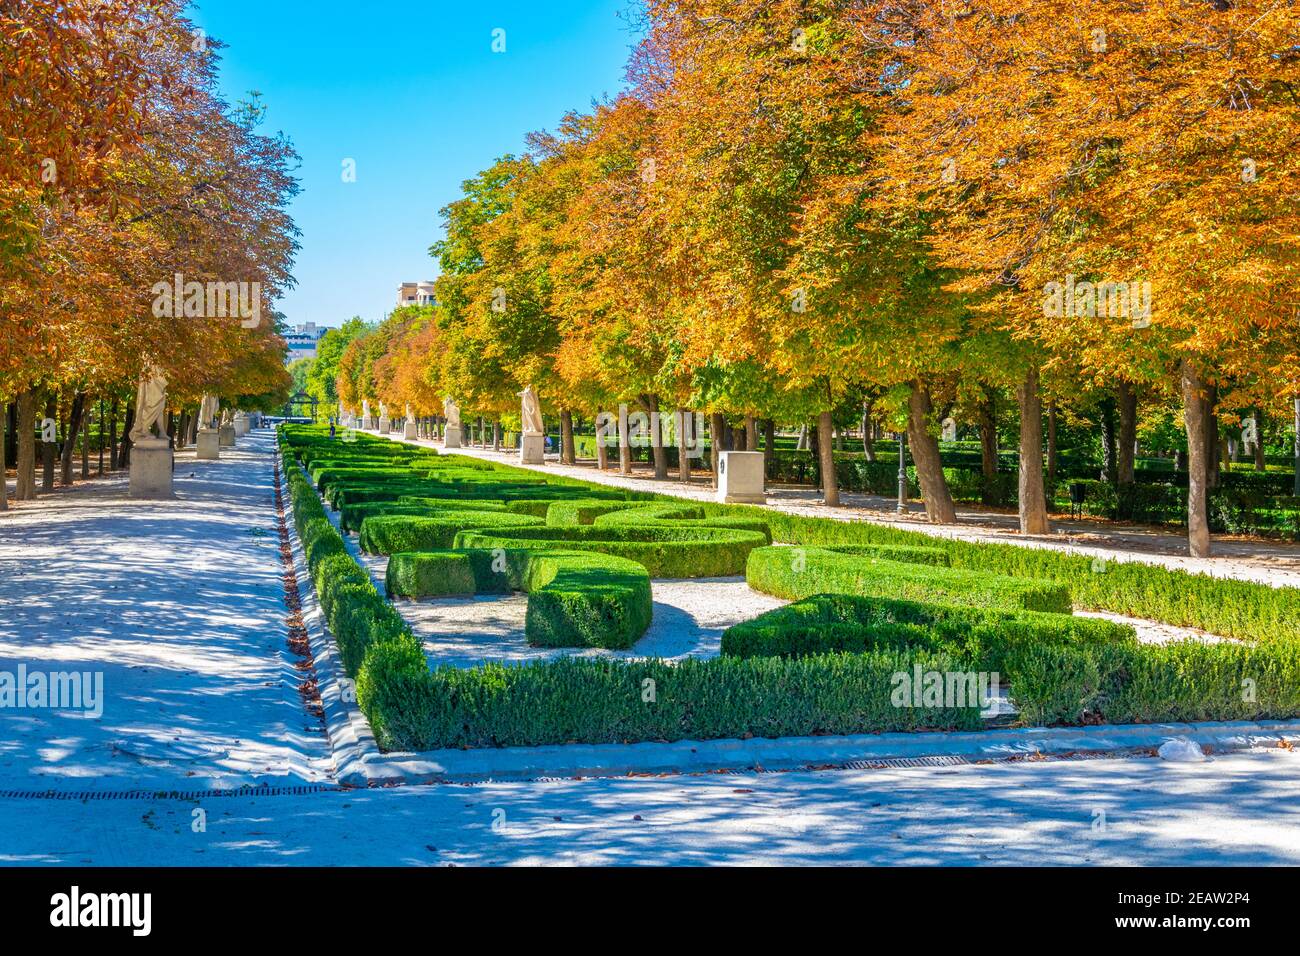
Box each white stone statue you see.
[198,394,219,430]
[405,402,413,421]
[129,365,169,446]
[518,385,543,436]
[221,408,232,427]
[378,402,388,420]
[362,399,371,420]
[443,397,461,427]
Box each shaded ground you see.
[1,749,1296,865]
[0,431,331,791]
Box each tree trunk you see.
[0,401,7,511]
[1181,361,1212,558]
[1117,381,1137,485]
[1099,397,1117,482]
[676,407,692,483]
[642,396,667,479]
[80,410,90,479]
[907,381,957,524]
[977,389,999,479]
[1017,367,1051,535]
[745,414,758,453]
[119,406,135,469]
[60,391,86,486]
[619,405,633,476]
[560,410,575,465]
[108,398,120,471]
[41,395,57,492]
[709,412,725,489]
[1047,404,1057,480]
[1254,407,1266,472]
[493,420,501,452]
[795,423,808,451]
[16,390,36,500]
[1205,384,1220,489]
[763,418,775,489]
[816,409,839,506]
[862,401,877,461]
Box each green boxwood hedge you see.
[358,511,544,554]
[746,545,1072,614]
[455,524,769,578]
[385,547,652,649]
[722,593,1133,668]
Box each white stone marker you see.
[443,397,462,448]
[716,450,766,504]
[196,430,219,459]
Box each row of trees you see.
[331,0,1299,557]
[1,1,298,505]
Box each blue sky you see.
[189,0,640,330]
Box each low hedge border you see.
[746,545,1071,614]
[358,511,545,554]
[384,547,653,649]
[722,593,1132,668]
[455,524,769,578]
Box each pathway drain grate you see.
[0,784,342,802]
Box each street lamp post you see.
[897,429,908,515]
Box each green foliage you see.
[722,593,1131,667]
[358,511,543,553]
[385,548,652,649]
[455,524,768,578]
[403,650,984,749]
[746,546,1072,614]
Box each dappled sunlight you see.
[0,433,332,791]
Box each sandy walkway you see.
[0,431,331,791]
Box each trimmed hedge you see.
[722,593,1132,668]
[358,511,544,554]
[455,524,769,578]
[385,547,653,649]
[705,503,1300,644]
[746,546,1072,614]
[1009,639,1300,726]
[396,650,985,749]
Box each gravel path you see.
[4,748,1299,865]
[0,431,332,791]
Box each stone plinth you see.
[444,427,462,448]
[520,433,545,465]
[129,441,174,499]
[403,421,417,440]
[219,424,236,447]
[233,414,250,437]
[361,416,374,430]
[196,428,220,460]
[717,451,766,504]
[377,417,390,434]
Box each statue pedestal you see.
[196,428,220,460]
[444,427,461,448]
[219,424,236,447]
[520,433,545,465]
[717,451,766,504]
[403,422,417,440]
[377,417,390,434]
[361,416,374,430]
[129,441,173,499]
[233,414,250,437]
